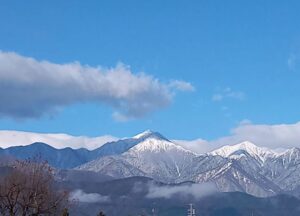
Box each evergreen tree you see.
[97,211,106,216]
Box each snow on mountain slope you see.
[124,138,200,182]
[194,160,282,197]
[260,147,300,191]
[128,134,191,153]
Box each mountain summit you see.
[133,130,169,141]
[210,141,279,161]
[77,132,197,182]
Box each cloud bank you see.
[0,130,117,150]
[146,183,217,199]
[175,121,300,153]
[70,190,110,203]
[2,121,300,151]
[0,51,194,120]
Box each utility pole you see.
[187,204,196,216]
[151,202,157,216]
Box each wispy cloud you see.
[212,87,245,102]
[0,51,194,121]
[168,80,195,92]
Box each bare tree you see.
[0,159,69,216]
[61,208,69,216]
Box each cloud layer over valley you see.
[146,183,217,199]
[70,190,110,203]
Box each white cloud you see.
[70,190,110,203]
[0,130,118,150]
[146,183,217,199]
[0,51,194,120]
[168,80,195,92]
[212,87,245,102]
[175,121,300,153]
[214,121,300,149]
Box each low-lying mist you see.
[145,182,217,199]
[70,189,110,203]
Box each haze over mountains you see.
[1,130,300,198]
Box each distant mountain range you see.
[0,131,161,168]
[1,130,300,198]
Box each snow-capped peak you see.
[210,141,277,160]
[133,130,168,141]
[133,130,153,139]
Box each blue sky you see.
[0,0,300,140]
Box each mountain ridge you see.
[1,130,300,197]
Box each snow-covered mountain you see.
[210,141,300,191]
[77,131,202,183]
[77,131,300,197]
